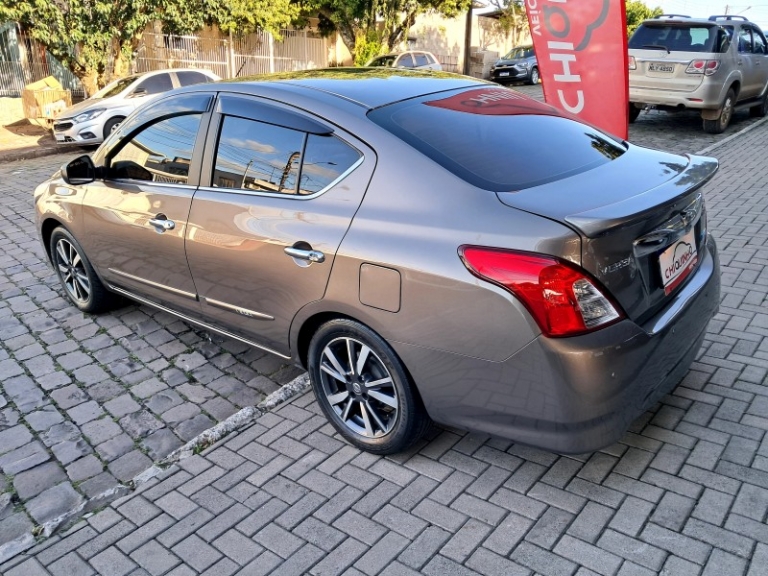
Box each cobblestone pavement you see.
[0,154,304,558]
[1,112,768,574]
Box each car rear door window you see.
[413,53,429,67]
[212,115,361,195]
[176,71,211,86]
[213,116,303,194]
[134,73,174,95]
[108,114,203,183]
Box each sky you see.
[650,0,768,30]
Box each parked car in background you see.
[490,45,539,85]
[52,69,220,146]
[36,69,720,455]
[629,14,768,133]
[367,51,442,71]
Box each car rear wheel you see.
[308,319,431,454]
[103,116,125,140]
[629,103,642,123]
[750,91,768,117]
[50,227,119,314]
[528,67,540,85]
[703,89,735,134]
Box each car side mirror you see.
[130,88,147,98]
[62,155,96,185]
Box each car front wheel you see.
[750,90,768,117]
[308,319,431,454]
[528,67,540,85]
[50,227,119,314]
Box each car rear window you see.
[368,87,626,192]
[629,23,730,53]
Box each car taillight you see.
[629,56,636,70]
[686,60,720,76]
[460,246,623,337]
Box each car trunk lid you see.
[496,145,718,323]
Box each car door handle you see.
[148,217,175,232]
[284,246,325,263]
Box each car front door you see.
[184,94,374,356]
[80,93,213,311]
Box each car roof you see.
[642,15,751,26]
[214,68,481,110]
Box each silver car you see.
[629,14,768,133]
[35,70,720,455]
[52,68,219,145]
[367,51,442,70]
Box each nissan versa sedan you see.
[52,68,220,146]
[35,69,721,455]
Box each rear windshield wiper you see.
[642,44,670,53]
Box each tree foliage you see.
[304,0,471,64]
[0,0,298,94]
[626,0,663,36]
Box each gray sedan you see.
[35,69,720,455]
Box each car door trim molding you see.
[106,284,291,359]
[108,268,198,300]
[204,297,275,320]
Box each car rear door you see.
[748,26,768,94]
[80,93,213,312]
[184,94,375,356]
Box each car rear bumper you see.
[396,233,720,453]
[629,82,724,110]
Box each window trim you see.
[200,95,364,201]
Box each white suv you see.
[629,15,768,133]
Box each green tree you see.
[626,0,663,36]
[304,0,471,65]
[0,0,298,95]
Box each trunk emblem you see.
[600,257,631,275]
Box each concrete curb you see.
[0,145,65,164]
[696,115,768,155]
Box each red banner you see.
[525,0,629,139]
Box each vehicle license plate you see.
[55,134,65,142]
[659,228,698,295]
[499,71,510,77]
[648,62,674,73]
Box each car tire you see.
[50,227,120,314]
[750,91,768,117]
[703,89,735,134]
[103,116,125,140]
[527,67,540,85]
[628,103,642,123]
[308,318,431,454]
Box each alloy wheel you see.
[54,238,91,304]
[318,336,399,438]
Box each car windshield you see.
[92,76,138,99]
[369,87,626,192]
[369,55,397,67]
[502,47,531,59]
[629,24,729,53]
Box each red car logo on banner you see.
[525,0,629,139]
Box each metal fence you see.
[133,29,330,79]
[0,24,86,98]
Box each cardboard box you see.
[22,76,72,120]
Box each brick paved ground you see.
[0,154,304,558]
[0,112,765,572]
